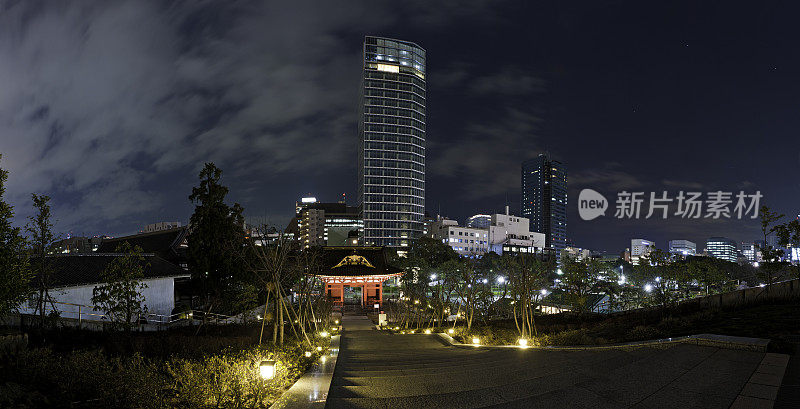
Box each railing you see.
[23,301,233,329]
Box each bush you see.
[0,338,327,408]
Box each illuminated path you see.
[326,315,783,408]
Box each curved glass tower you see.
[359,36,426,247]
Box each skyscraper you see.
[521,153,567,251]
[359,36,426,247]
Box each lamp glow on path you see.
[259,360,276,380]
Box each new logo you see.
[578,189,608,221]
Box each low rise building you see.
[287,197,363,248]
[428,218,489,256]
[706,237,738,263]
[428,208,546,256]
[668,239,697,257]
[630,239,656,265]
[562,246,592,261]
[466,214,491,229]
[18,253,189,322]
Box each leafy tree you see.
[637,249,688,310]
[26,194,58,326]
[776,218,800,280]
[0,157,31,317]
[187,163,247,317]
[685,257,727,295]
[757,205,786,288]
[91,242,149,332]
[450,258,482,330]
[560,256,603,313]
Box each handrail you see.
[26,300,233,327]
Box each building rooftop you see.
[40,253,189,288]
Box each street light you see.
[430,274,437,280]
[259,360,276,380]
[320,331,329,338]
[424,329,431,334]
[518,338,528,347]
[497,276,505,284]
[472,337,480,345]
[644,284,653,293]
[305,351,312,357]
[448,328,455,335]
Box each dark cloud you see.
[0,0,502,233]
[571,165,646,191]
[430,107,542,198]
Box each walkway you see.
[327,316,774,408]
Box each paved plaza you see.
[325,315,782,409]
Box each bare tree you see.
[502,253,552,339]
[26,194,58,326]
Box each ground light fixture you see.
[472,337,480,345]
[518,338,528,347]
[259,360,276,380]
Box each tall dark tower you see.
[521,153,567,252]
[358,36,426,248]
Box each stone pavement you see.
[326,315,775,409]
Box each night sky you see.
[1,1,798,253]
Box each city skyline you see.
[1,1,799,253]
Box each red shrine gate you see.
[317,248,401,308]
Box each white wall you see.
[19,276,180,321]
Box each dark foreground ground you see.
[326,315,786,409]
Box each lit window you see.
[376,64,400,73]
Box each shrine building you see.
[318,247,401,307]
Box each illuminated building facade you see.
[359,36,426,247]
[521,153,567,251]
[706,237,738,263]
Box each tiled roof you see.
[320,247,401,277]
[97,227,187,264]
[41,254,189,288]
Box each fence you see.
[13,301,233,331]
[608,278,800,319]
